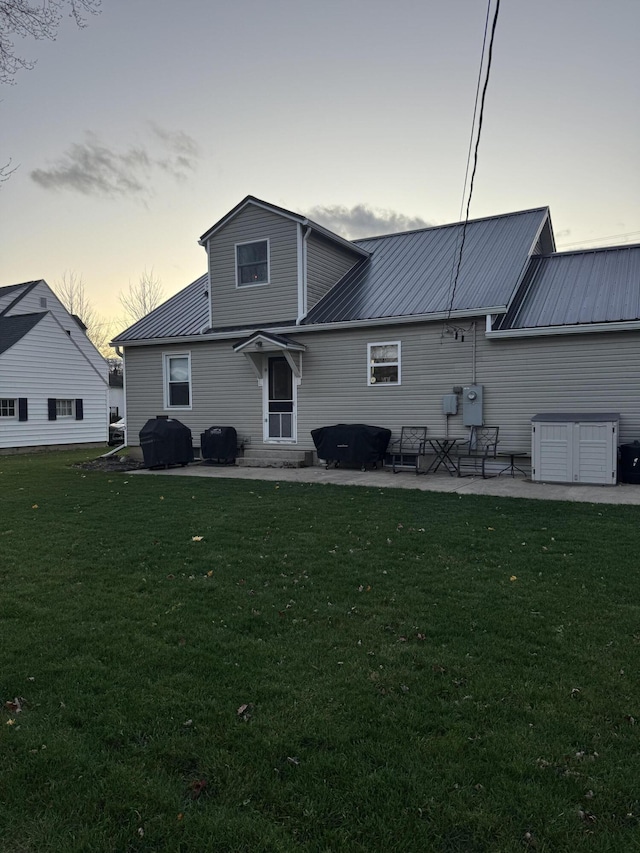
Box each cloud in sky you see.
[30,125,200,198]
[306,204,433,240]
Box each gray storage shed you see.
[531,413,620,485]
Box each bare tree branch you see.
[53,269,115,357]
[0,0,101,85]
[119,269,164,324]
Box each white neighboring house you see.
[0,280,109,450]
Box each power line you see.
[556,230,640,250]
[445,0,501,325]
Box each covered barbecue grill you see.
[311,423,391,470]
[139,417,194,468]
[200,426,237,464]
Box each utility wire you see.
[445,0,501,325]
[556,229,640,250]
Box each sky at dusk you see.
[1,0,638,333]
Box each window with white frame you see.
[56,399,74,417]
[164,353,191,408]
[236,240,269,286]
[0,398,16,417]
[368,341,401,385]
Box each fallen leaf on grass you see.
[510,575,517,581]
[237,703,253,721]
[31,504,38,510]
[191,536,204,542]
[189,779,207,799]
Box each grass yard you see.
[1,450,640,852]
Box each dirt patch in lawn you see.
[73,455,146,473]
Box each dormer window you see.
[236,239,269,287]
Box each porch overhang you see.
[232,330,306,379]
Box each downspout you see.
[297,225,312,324]
[471,321,477,385]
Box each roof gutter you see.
[114,305,507,348]
[487,319,640,339]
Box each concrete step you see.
[237,448,314,468]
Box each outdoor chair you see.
[390,426,428,474]
[456,426,500,478]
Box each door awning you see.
[232,330,306,379]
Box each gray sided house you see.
[0,280,109,450]
[112,196,640,465]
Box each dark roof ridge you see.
[353,206,550,244]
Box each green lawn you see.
[1,449,639,852]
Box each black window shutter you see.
[18,398,28,421]
[48,398,57,420]
[75,399,84,420]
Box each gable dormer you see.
[198,196,367,330]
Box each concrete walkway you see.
[134,462,640,506]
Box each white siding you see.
[208,206,299,327]
[5,281,107,380]
[0,313,108,448]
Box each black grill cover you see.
[619,441,640,484]
[200,426,237,463]
[139,418,194,468]
[311,423,391,467]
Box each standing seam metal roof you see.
[498,244,640,329]
[111,273,210,343]
[303,208,549,324]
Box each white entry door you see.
[264,355,296,441]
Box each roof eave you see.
[487,319,640,339]
[116,306,506,348]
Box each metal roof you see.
[304,207,550,324]
[498,244,640,329]
[0,312,47,355]
[111,273,210,343]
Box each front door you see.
[265,356,295,441]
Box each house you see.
[0,280,109,451]
[112,196,640,465]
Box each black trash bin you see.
[619,441,640,484]
[200,426,237,464]
[139,417,194,468]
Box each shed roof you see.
[0,312,47,355]
[497,244,640,330]
[304,207,550,324]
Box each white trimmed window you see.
[0,398,16,418]
[236,239,269,287]
[56,399,74,418]
[164,353,192,408]
[368,342,401,385]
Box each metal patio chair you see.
[456,425,500,478]
[390,426,428,474]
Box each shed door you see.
[533,422,572,482]
[575,422,615,485]
[264,356,295,441]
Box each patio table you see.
[426,437,461,476]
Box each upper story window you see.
[236,239,269,287]
[368,342,401,386]
[164,352,192,408]
[0,398,16,418]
